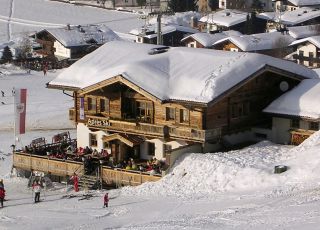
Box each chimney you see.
[190,16,198,29]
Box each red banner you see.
[14,88,27,135]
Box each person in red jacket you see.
[104,192,109,208]
[0,187,5,208]
[70,173,79,192]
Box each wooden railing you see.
[13,152,161,186]
[85,115,221,142]
[13,152,83,177]
[102,166,161,186]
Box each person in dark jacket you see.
[0,186,5,208]
[104,192,109,208]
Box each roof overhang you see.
[102,133,144,147]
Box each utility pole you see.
[157,14,162,45]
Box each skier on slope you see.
[103,192,109,208]
[0,186,6,208]
[70,173,79,192]
[32,180,42,203]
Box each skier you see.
[103,192,109,208]
[0,179,4,189]
[0,186,5,208]
[70,173,79,192]
[32,180,42,203]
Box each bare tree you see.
[17,33,33,60]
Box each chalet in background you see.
[212,32,295,58]
[289,35,320,68]
[129,24,199,46]
[33,24,120,62]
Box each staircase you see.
[78,174,101,190]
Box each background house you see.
[289,35,320,67]
[34,24,120,61]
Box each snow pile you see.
[123,130,320,198]
[122,141,293,198]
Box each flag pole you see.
[13,87,16,147]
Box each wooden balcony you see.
[86,115,221,142]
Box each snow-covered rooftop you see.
[290,35,320,48]
[288,24,320,39]
[259,7,320,26]
[213,32,295,51]
[49,41,317,104]
[129,24,199,38]
[264,79,320,119]
[199,10,249,27]
[288,0,320,6]
[181,31,242,47]
[42,24,121,47]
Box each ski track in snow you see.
[7,0,14,41]
[0,15,66,28]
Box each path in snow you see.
[6,0,14,41]
[0,15,65,28]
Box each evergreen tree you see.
[168,0,198,12]
[137,0,146,8]
[1,46,13,63]
[208,0,219,11]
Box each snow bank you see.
[123,130,320,199]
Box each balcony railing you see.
[86,115,221,142]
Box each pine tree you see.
[168,0,198,12]
[208,0,219,11]
[1,46,13,63]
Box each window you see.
[291,119,300,129]
[180,109,189,123]
[166,107,175,121]
[148,142,155,156]
[231,102,250,118]
[309,122,319,131]
[90,133,97,147]
[136,101,153,123]
[100,98,109,113]
[103,141,110,149]
[87,97,96,112]
[299,50,304,57]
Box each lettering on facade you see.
[87,118,109,127]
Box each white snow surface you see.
[264,79,320,119]
[3,65,320,229]
[213,32,295,51]
[288,24,320,39]
[49,41,317,103]
[199,10,249,27]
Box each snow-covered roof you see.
[129,24,198,38]
[290,35,320,48]
[288,0,320,6]
[264,79,320,119]
[259,7,320,26]
[42,24,121,47]
[213,32,295,51]
[199,10,249,27]
[49,41,317,104]
[181,31,242,47]
[288,24,320,39]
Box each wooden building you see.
[47,41,316,165]
[33,24,120,61]
[212,32,295,58]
